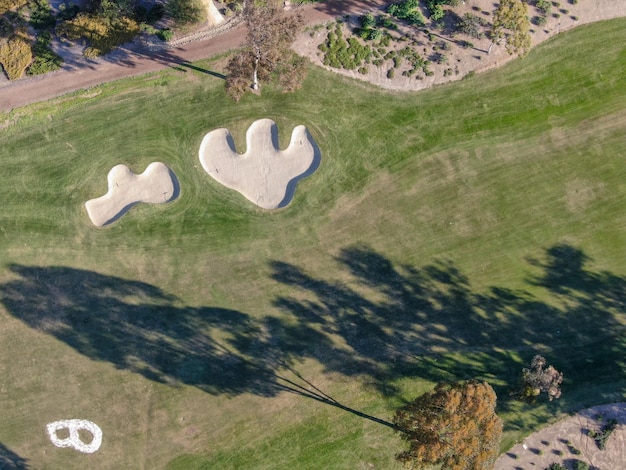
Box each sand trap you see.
[85,162,179,226]
[199,119,321,209]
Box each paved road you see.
[0,0,386,112]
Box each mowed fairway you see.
[0,18,625,469]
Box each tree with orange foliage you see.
[392,380,503,470]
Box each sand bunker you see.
[85,162,178,226]
[199,119,320,209]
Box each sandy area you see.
[198,119,321,209]
[85,162,179,226]
[495,403,626,470]
[292,0,626,92]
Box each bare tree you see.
[225,0,305,100]
[521,355,564,401]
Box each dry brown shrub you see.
[0,33,32,80]
[0,0,27,15]
[56,14,140,56]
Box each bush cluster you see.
[355,13,397,41]
[27,30,62,75]
[57,13,140,57]
[387,0,425,26]
[425,0,459,22]
[319,24,372,70]
[536,0,552,15]
[588,418,618,450]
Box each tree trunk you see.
[252,58,259,90]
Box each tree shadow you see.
[270,244,626,402]
[0,264,319,397]
[0,263,399,428]
[0,442,29,470]
[1,244,624,422]
[176,62,226,79]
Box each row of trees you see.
[393,356,563,469]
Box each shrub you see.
[27,31,62,75]
[57,13,140,56]
[533,15,548,26]
[546,464,566,470]
[456,13,483,38]
[0,0,27,15]
[0,32,32,79]
[157,28,173,41]
[592,418,618,450]
[360,12,375,29]
[430,4,444,21]
[387,67,394,78]
[536,0,551,14]
[378,15,396,29]
[319,26,371,70]
[56,3,81,22]
[573,461,589,470]
[29,0,56,29]
[387,0,425,26]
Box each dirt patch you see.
[495,403,626,470]
[292,0,626,92]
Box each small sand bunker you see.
[85,162,178,226]
[199,119,320,209]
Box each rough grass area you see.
[0,18,625,470]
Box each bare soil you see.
[292,0,626,92]
[495,403,626,470]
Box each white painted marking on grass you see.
[46,419,103,453]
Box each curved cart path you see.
[0,0,385,112]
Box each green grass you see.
[0,18,625,469]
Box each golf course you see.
[0,15,625,469]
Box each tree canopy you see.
[225,0,305,101]
[521,355,564,401]
[393,380,503,470]
[491,0,532,56]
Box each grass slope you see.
[0,18,625,469]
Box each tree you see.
[225,0,305,100]
[491,0,532,56]
[520,355,563,401]
[392,380,503,470]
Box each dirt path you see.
[495,403,626,470]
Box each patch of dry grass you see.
[0,33,32,79]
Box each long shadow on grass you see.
[0,263,399,428]
[270,244,626,403]
[0,265,318,397]
[0,442,29,470]
[1,244,624,419]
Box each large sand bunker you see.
[85,162,179,226]
[199,119,321,209]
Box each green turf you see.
[0,18,625,469]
